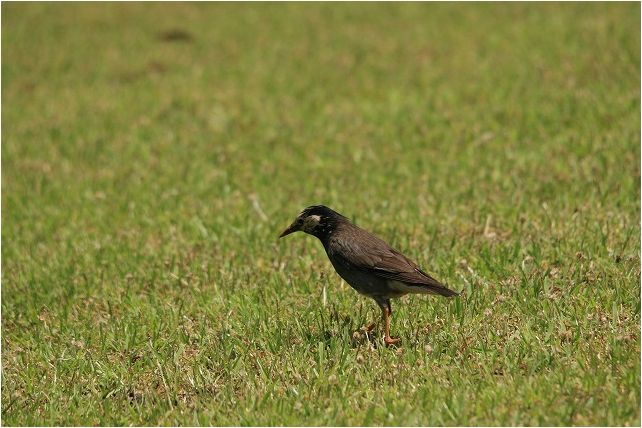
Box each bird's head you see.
[279,205,344,239]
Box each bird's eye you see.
[296,218,304,225]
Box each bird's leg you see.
[380,299,400,346]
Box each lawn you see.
[1,2,640,426]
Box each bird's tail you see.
[396,278,460,297]
[424,284,459,297]
[415,268,459,297]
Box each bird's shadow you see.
[350,327,387,349]
[302,322,388,349]
[302,305,400,349]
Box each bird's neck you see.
[313,219,349,246]
[311,227,333,246]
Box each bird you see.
[279,205,459,345]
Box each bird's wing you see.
[330,229,456,296]
[372,249,443,285]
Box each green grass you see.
[1,2,640,426]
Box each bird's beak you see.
[279,222,298,238]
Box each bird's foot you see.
[363,322,377,333]
[384,336,401,346]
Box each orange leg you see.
[380,299,401,346]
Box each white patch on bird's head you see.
[301,214,322,233]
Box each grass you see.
[1,2,640,426]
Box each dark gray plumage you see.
[279,205,458,345]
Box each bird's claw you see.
[384,336,401,346]
[363,323,377,333]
